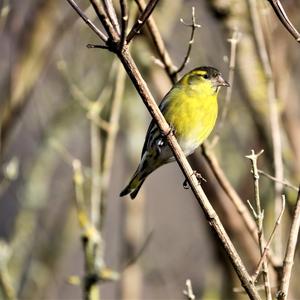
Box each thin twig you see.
[211,29,241,147]
[172,6,201,77]
[66,0,108,42]
[258,169,299,192]
[246,149,272,300]
[57,59,114,134]
[0,241,16,300]
[122,230,154,269]
[202,145,277,268]
[87,44,109,49]
[58,55,118,298]
[89,0,119,42]
[50,140,75,168]
[183,279,195,300]
[90,107,102,227]
[72,159,101,300]
[234,284,276,293]
[277,186,300,300]
[101,62,126,199]
[89,60,119,228]
[102,0,121,35]
[248,0,284,259]
[134,0,177,81]
[120,0,129,48]
[266,0,300,43]
[126,0,160,43]
[252,195,285,282]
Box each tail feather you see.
[129,179,145,199]
[120,153,156,199]
[120,171,146,199]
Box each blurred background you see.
[0,0,300,299]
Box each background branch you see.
[134,0,176,81]
[278,187,300,300]
[102,0,121,35]
[126,0,160,43]
[120,0,129,48]
[172,6,201,77]
[252,195,285,282]
[211,29,241,147]
[66,0,107,42]
[89,0,119,42]
[267,0,300,43]
[183,279,195,300]
[246,149,272,300]
[258,170,299,192]
[248,0,284,258]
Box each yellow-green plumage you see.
[120,66,229,199]
[164,80,218,146]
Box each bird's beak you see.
[215,74,230,87]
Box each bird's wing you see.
[141,119,157,158]
[140,88,176,158]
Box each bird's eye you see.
[203,74,209,79]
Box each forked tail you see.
[119,169,146,199]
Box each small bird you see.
[120,66,229,199]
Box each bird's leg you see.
[183,171,207,189]
[165,125,176,137]
[195,171,207,182]
[157,125,176,154]
[156,139,164,154]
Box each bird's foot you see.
[163,125,176,138]
[157,125,176,154]
[183,171,207,189]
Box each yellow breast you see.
[163,84,218,151]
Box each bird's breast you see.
[164,92,218,153]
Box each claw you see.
[182,170,207,190]
[183,179,189,189]
[157,126,175,154]
[163,125,176,138]
[194,171,207,183]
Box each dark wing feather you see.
[140,86,178,157]
[141,119,157,157]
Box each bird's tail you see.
[120,168,146,199]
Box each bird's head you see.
[181,66,230,95]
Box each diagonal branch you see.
[135,0,278,271]
[126,0,160,43]
[266,0,300,43]
[117,47,261,300]
[67,2,261,298]
[66,0,108,42]
[258,169,299,192]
